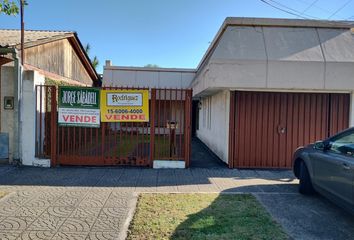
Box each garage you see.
[228,91,350,169]
[192,18,354,168]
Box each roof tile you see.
[0,29,74,48]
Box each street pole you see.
[20,0,24,64]
[17,0,25,163]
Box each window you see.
[330,132,354,157]
[201,97,212,130]
[202,99,206,128]
[196,102,199,130]
[207,97,211,130]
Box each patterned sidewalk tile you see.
[59,217,96,232]
[0,166,299,239]
[0,231,22,240]
[52,232,89,240]
[28,213,66,231]
[87,232,120,240]
[19,231,56,240]
[0,216,35,230]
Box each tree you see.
[91,56,99,70]
[0,0,26,16]
[84,43,90,53]
[84,43,99,70]
[144,64,160,68]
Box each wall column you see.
[21,70,49,166]
[349,92,354,127]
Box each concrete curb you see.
[119,192,139,240]
[137,191,298,195]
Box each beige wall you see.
[196,90,230,163]
[25,39,93,85]
[0,66,15,161]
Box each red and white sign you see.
[58,108,100,127]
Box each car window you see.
[330,132,354,157]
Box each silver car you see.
[293,127,354,214]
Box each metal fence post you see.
[184,90,192,168]
[50,86,57,167]
[150,89,156,167]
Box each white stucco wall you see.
[0,66,15,161]
[21,70,48,166]
[103,66,195,89]
[196,90,230,163]
[192,26,354,96]
[350,92,354,127]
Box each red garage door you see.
[229,91,350,169]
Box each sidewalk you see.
[0,166,352,240]
[0,166,296,239]
[0,166,297,193]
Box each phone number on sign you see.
[107,109,143,114]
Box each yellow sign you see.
[100,90,149,122]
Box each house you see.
[0,29,99,164]
[104,17,354,169]
[192,17,354,168]
[103,61,195,88]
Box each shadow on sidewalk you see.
[0,165,295,188]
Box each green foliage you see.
[0,0,19,15]
[84,43,99,70]
[144,64,160,68]
[44,78,76,86]
[84,43,91,54]
[92,56,99,70]
[0,0,26,16]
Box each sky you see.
[0,0,353,73]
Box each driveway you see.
[0,165,352,239]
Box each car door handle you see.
[342,163,351,170]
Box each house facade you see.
[0,29,98,165]
[192,18,354,168]
[104,17,354,169]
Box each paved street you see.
[0,166,352,240]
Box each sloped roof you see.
[0,29,74,48]
[0,29,98,81]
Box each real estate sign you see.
[58,86,100,127]
[100,89,149,122]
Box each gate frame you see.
[36,85,192,168]
[50,86,57,166]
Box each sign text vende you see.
[101,90,149,122]
[58,87,100,127]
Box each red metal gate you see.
[35,86,192,167]
[229,91,350,169]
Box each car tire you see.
[299,161,314,195]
